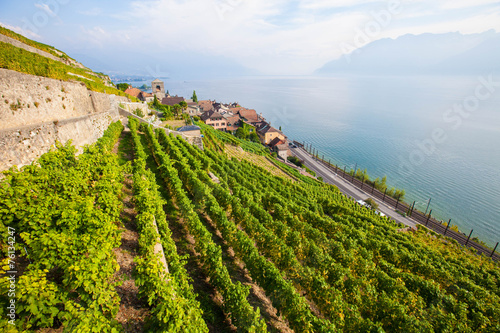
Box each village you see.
[123,79,295,161]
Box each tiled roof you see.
[161,96,185,106]
[124,87,142,98]
[139,91,153,98]
[152,78,163,83]
[200,110,224,121]
[268,137,285,147]
[238,109,258,123]
[198,100,214,111]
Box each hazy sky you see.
[1,0,500,77]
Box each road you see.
[290,146,417,228]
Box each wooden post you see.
[444,219,451,235]
[425,198,431,215]
[371,182,375,194]
[335,164,338,173]
[343,166,346,179]
[409,201,416,217]
[395,196,400,210]
[322,154,324,162]
[361,176,364,189]
[352,163,357,182]
[382,188,387,201]
[465,229,473,246]
[426,209,432,226]
[491,242,499,258]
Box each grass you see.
[0,25,73,61]
[0,40,138,101]
[224,145,294,180]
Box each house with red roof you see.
[256,122,286,144]
[201,110,227,131]
[161,96,185,106]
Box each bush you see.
[287,156,304,168]
[364,198,379,210]
[305,167,316,177]
[134,108,145,118]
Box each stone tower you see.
[151,79,165,100]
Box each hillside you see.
[0,29,500,333]
[0,26,134,99]
[0,117,499,332]
[316,31,500,75]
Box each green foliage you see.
[134,108,145,118]
[287,155,304,168]
[149,96,173,119]
[0,41,136,101]
[192,90,198,103]
[141,125,269,332]
[305,166,316,176]
[348,168,406,201]
[249,131,260,143]
[198,122,268,155]
[172,104,182,118]
[0,121,124,331]
[116,83,129,91]
[0,26,73,61]
[364,198,379,210]
[128,118,208,332]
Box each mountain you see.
[315,30,500,75]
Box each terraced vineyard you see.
[1,119,499,332]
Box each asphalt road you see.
[290,146,417,228]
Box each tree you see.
[172,104,181,118]
[179,101,188,111]
[249,132,260,143]
[139,84,149,90]
[234,127,247,139]
[192,90,198,103]
[116,83,129,92]
[364,198,379,210]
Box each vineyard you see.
[1,119,500,332]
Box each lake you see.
[130,75,500,247]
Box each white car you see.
[357,200,367,207]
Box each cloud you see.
[78,7,103,16]
[440,0,500,10]
[0,21,41,39]
[34,3,56,17]
[61,0,500,75]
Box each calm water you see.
[133,75,500,247]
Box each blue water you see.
[131,75,500,247]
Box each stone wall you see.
[0,112,115,171]
[0,69,128,171]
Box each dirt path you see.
[112,130,150,332]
